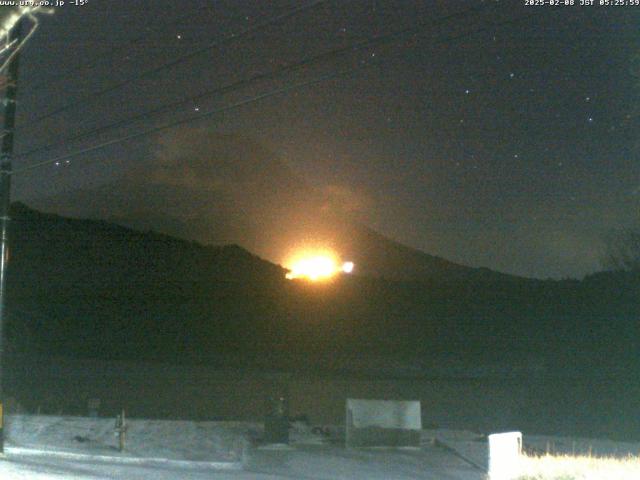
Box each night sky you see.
[7,0,640,279]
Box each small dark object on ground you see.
[311,426,331,437]
[73,435,90,443]
[523,444,546,455]
[289,414,309,425]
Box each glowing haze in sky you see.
[12,1,640,279]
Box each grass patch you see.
[513,453,640,480]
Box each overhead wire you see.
[19,0,328,130]
[21,3,217,95]
[16,2,496,161]
[12,7,541,176]
[13,72,344,174]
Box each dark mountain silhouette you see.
[26,182,517,284]
[320,220,518,282]
[3,203,639,377]
[24,132,518,283]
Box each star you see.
[176,34,182,40]
[588,117,593,123]
[465,89,470,94]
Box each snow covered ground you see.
[5,414,246,463]
[0,444,484,480]
[0,414,637,479]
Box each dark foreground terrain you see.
[3,204,639,442]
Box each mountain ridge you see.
[3,203,638,375]
[22,193,523,283]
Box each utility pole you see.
[0,18,22,454]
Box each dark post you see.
[264,373,290,444]
[115,409,127,452]
[0,18,23,453]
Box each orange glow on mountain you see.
[285,250,354,281]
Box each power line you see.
[12,8,539,176]
[12,72,345,175]
[22,4,214,95]
[19,0,328,129]
[17,2,493,160]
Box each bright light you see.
[285,251,354,281]
[286,256,335,281]
[342,261,354,273]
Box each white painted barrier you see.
[488,431,522,480]
[345,399,421,447]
